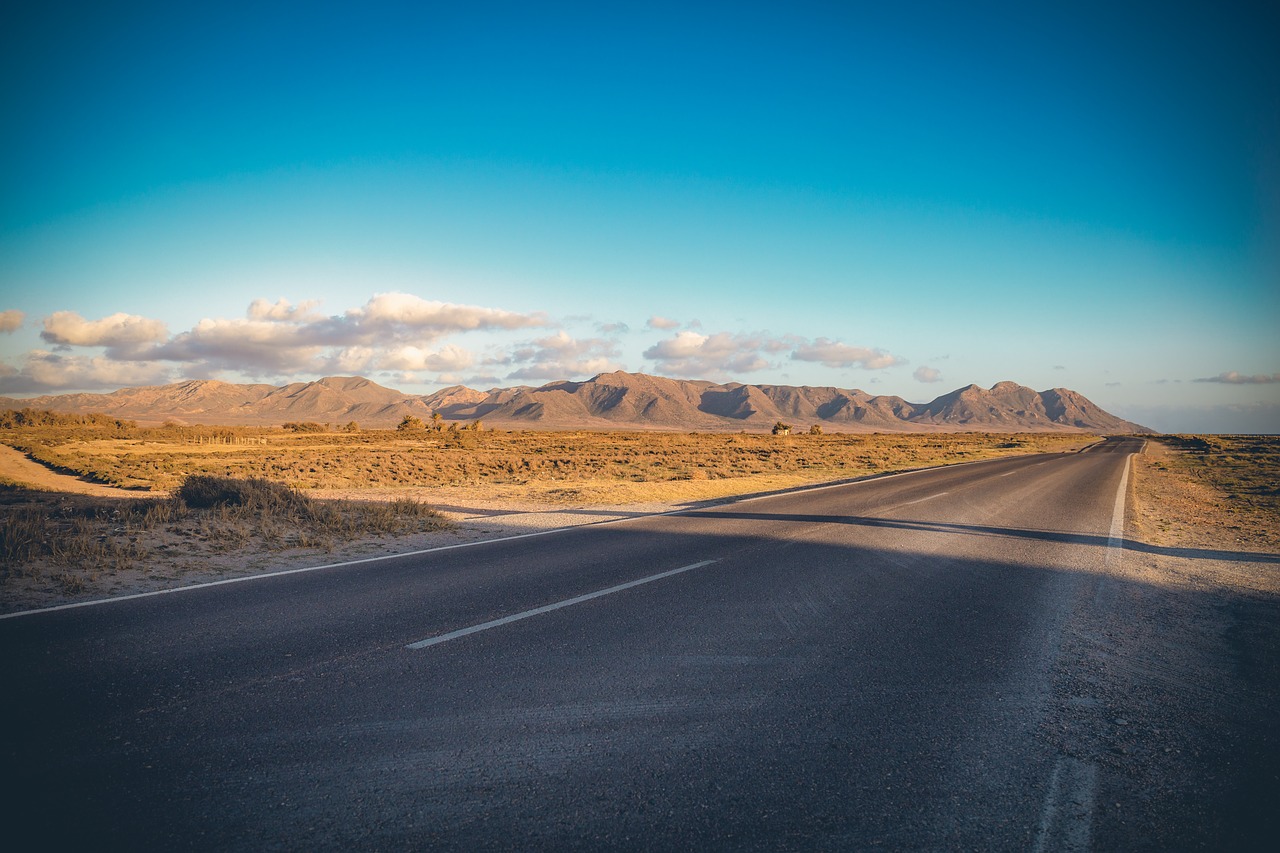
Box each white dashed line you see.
[900,491,948,506]
[406,559,719,649]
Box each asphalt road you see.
[2,436,1275,850]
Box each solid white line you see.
[406,559,718,649]
[0,525,596,621]
[1105,453,1132,568]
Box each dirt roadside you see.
[0,444,151,499]
[1038,440,1279,849]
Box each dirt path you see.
[0,444,151,498]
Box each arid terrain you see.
[1,419,1098,611]
[1,415,1275,615]
[0,371,1153,432]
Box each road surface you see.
[2,437,1275,849]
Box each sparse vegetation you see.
[1151,435,1280,519]
[397,415,424,432]
[0,474,451,598]
[0,412,1098,495]
[283,421,327,433]
[0,412,1110,607]
[3,429,1272,608]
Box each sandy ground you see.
[2,440,1276,616]
[0,444,152,498]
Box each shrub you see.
[283,421,326,433]
[176,474,308,514]
[397,415,424,431]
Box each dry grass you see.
[0,420,1097,495]
[0,476,451,598]
[1150,435,1280,515]
[1137,435,1280,556]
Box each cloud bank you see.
[1,293,911,395]
[1195,371,1280,385]
[0,293,553,393]
[644,331,903,379]
[790,338,904,370]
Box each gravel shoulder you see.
[1038,440,1279,849]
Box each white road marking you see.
[1105,453,1131,569]
[900,491,948,506]
[1033,756,1098,852]
[0,525,605,621]
[406,559,718,649]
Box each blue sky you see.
[1,0,1277,432]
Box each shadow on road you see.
[683,509,1280,564]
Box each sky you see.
[1,0,1277,433]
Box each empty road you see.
[3,437,1276,850]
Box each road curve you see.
[2,437,1274,849]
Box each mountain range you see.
[0,372,1153,433]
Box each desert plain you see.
[1,415,1276,615]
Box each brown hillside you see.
[0,371,1153,432]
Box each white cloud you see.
[380,344,475,373]
[41,311,168,348]
[247,298,321,322]
[914,365,943,383]
[1195,371,1280,385]
[325,346,377,374]
[643,331,773,377]
[0,350,173,393]
[0,309,24,333]
[346,292,547,338]
[646,315,681,330]
[0,292,561,392]
[151,317,325,374]
[505,331,622,380]
[642,331,904,379]
[789,337,903,370]
[135,293,548,377]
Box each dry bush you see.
[1,476,452,596]
[0,491,157,590]
[178,474,309,512]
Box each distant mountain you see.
[0,372,1153,433]
[0,376,436,427]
